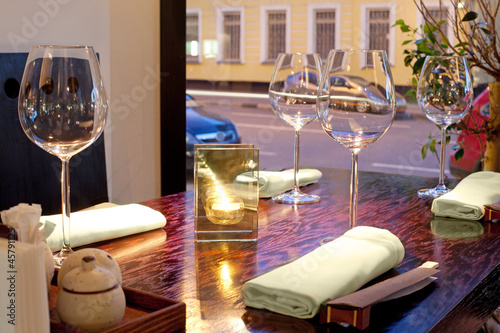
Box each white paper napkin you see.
[242,226,404,319]
[40,203,166,252]
[236,169,322,198]
[431,171,500,220]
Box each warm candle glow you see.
[212,202,241,212]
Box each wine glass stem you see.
[438,127,448,187]
[293,129,300,191]
[61,158,71,251]
[349,150,360,229]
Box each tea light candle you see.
[212,202,241,212]
[206,197,245,225]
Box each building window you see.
[360,3,396,66]
[368,9,390,58]
[261,5,290,64]
[267,11,286,61]
[307,4,340,61]
[186,10,201,63]
[419,4,454,47]
[314,10,336,60]
[217,7,244,64]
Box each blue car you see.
[186,94,240,169]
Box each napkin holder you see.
[194,144,259,242]
[320,262,439,330]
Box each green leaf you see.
[402,39,413,46]
[429,139,436,153]
[462,11,478,22]
[480,27,493,35]
[412,77,418,86]
[404,55,413,66]
[421,144,428,159]
[413,58,426,75]
[446,135,451,145]
[454,148,464,161]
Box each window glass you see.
[186,12,200,63]
[267,11,286,61]
[314,9,336,60]
[367,9,390,66]
[223,11,241,62]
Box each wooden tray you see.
[49,284,186,333]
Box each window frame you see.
[216,6,245,64]
[186,8,202,64]
[260,5,291,64]
[360,2,396,66]
[307,3,341,60]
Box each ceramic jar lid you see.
[61,256,118,293]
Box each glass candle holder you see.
[194,144,259,242]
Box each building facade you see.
[186,0,456,91]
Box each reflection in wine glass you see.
[317,50,395,241]
[18,45,108,266]
[269,53,322,204]
[416,56,473,199]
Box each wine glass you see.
[269,52,322,204]
[317,49,395,239]
[18,45,108,266]
[416,56,473,199]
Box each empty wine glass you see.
[317,49,395,240]
[269,53,322,204]
[18,45,108,266]
[416,55,473,199]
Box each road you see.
[188,90,459,180]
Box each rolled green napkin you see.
[431,171,500,220]
[236,169,322,198]
[40,203,166,252]
[242,226,404,319]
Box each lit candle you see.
[212,202,241,212]
[206,197,244,225]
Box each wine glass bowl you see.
[18,45,108,265]
[317,49,395,237]
[416,56,473,199]
[269,53,322,204]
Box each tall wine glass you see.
[18,45,108,266]
[317,50,395,239]
[416,56,473,199]
[269,53,322,204]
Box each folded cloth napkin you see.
[431,171,500,220]
[242,226,404,319]
[236,169,322,198]
[40,203,166,252]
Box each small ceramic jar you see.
[56,256,126,332]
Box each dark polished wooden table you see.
[92,168,500,332]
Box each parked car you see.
[449,87,490,178]
[186,94,240,169]
[329,75,408,113]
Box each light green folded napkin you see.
[236,169,322,198]
[40,203,166,252]
[431,171,500,220]
[242,226,404,319]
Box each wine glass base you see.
[54,246,74,268]
[272,189,320,205]
[417,186,450,200]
